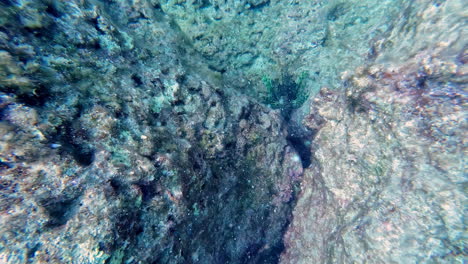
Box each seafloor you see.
[0,0,466,263]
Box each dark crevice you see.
[287,135,312,168]
[197,0,212,9]
[45,4,63,18]
[109,178,123,194]
[176,73,187,84]
[248,0,270,11]
[256,242,285,263]
[24,25,54,40]
[327,3,349,21]
[115,209,142,241]
[89,17,106,34]
[0,100,7,120]
[173,99,185,106]
[0,160,15,170]
[70,145,95,166]
[18,87,51,107]
[135,180,158,202]
[131,73,143,87]
[347,96,368,114]
[27,243,41,262]
[239,105,252,120]
[42,194,82,228]
[208,64,226,74]
[128,12,149,24]
[153,3,162,10]
[285,116,314,169]
[75,41,101,50]
[241,243,262,263]
[0,0,14,6]
[1,84,52,107]
[54,121,95,166]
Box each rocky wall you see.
[0,1,302,263]
[0,0,466,263]
[281,1,467,263]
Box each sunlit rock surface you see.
[0,0,466,263]
[281,1,467,263]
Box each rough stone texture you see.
[281,1,467,263]
[0,1,301,263]
[0,0,466,263]
[159,0,408,99]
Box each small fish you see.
[50,143,62,149]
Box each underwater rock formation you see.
[281,1,467,263]
[0,0,465,264]
[0,1,301,263]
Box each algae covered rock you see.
[0,0,465,263]
[0,0,302,263]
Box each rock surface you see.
[0,1,301,263]
[0,0,465,264]
[281,1,467,263]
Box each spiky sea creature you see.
[262,71,310,119]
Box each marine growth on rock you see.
[262,71,310,120]
[0,0,466,264]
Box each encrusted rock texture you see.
[0,1,302,263]
[281,1,467,263]
[159,0,409,99]
[0,0,466,264]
